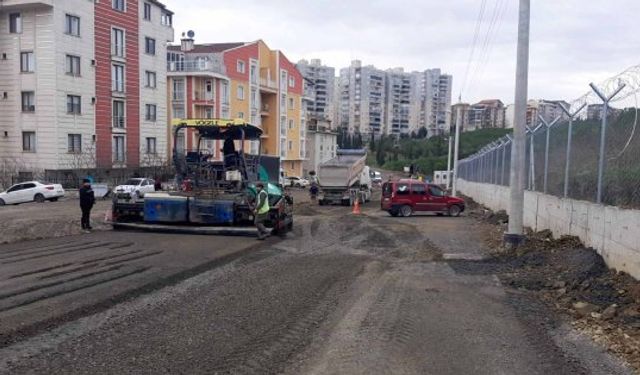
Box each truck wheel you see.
[399,205,412,217]
[34,194,45,203]
[389,210,399,217]
[448,205,462,217]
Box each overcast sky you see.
[162,0,640,104]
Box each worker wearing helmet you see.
[254,182,270,240]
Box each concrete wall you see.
[458,179,640,279]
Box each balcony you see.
[167,59,225,76]
[194,90,214,101]
[1,0,52,9]
[260,77,278,92]
[260,104,270,117]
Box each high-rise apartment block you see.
[0,0,174,177]
[337,60,452,137]
[296,59,335,126]
[338,60,386,135]
[166,37,306,177]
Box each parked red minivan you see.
[381,179,465,217]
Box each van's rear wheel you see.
[399,205,412,217]
[448,205,462,217]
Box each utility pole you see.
[504,0,530,247]
[446,135,453,189]
[452,104,462,197]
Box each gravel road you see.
[0,192,633,374]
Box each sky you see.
[162,0,640,105]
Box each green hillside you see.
[368,128,512,176]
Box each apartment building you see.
[336,61,453,137]
[338,60,386,135]
[303,118,337,176]
[468,99,505,130]
[450,103,471,132]
[296,59,335,126]
[385,68,413,136]
[0,0,174,177]
[167,38,306,177]
[417,69,453,137]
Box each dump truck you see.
[111,119,293,236]
[317,149,371,206]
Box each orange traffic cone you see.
[352,197,361,215]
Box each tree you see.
[376,143,386,166]
[417,127,428,138]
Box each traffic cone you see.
[352,197,361,215]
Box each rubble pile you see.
[467,199,640,370]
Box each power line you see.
[466,0,506,98]
[459,0,487,101]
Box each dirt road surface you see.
[0,190,633,374]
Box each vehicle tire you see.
[50,197,59,202]
[34,194,45,203]
[319,199,324,206]
[0,199,4,206]
[389,210,399,217]
[295,183,301,188]
[399,205,412,217]
[341,199,350,206]
[448,205,462,217]
[436,212,444,216]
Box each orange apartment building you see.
[166,35,306,177]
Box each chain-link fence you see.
[458,65,640,209]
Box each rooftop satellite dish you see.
[187,30,195,38]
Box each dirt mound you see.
[483,225,640,370]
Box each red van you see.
[381,179,465,217]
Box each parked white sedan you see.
[286,176,310,188]
[114,178,156,201]
[0,181,65,205]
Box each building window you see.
[145,71,156,88]
[300,140,305,158]
[143,3,151,20]
[280,139,286,158]
[288,97,294,109]
[161,12,172,26]
[111,28,125,57]
[289,76,295,87]
[202,107,213,119]
[113,135,125,163]
[112,0,125,12]
[250,63,257,84]
[221,82,229,104]
[145,104,157,121]
[237,85,245,100]
[68,134,82,153]
[21,91,35,112]
[145,37,156,55]
[113,100,125,128]
[67,95,81,114]
[65,14,80,36]
[112,64,125,92]
[288,141,293,150]
[172,104,185,119]
[289,119,294,129]
[22,131,36,152]
[238,112,244,119]
[9,13,21,34]
[146,137,156,154]
[20,52,34,73]
[66,55,81,76]
[172,79,185,100]
[237,60,245,73]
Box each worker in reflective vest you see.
[254,182,270,240]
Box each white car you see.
[286,176,309,188]
[0,181,65,206]
[114,178,156,201]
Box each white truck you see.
[317,149,372,206]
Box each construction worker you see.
[254,182,270,240]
